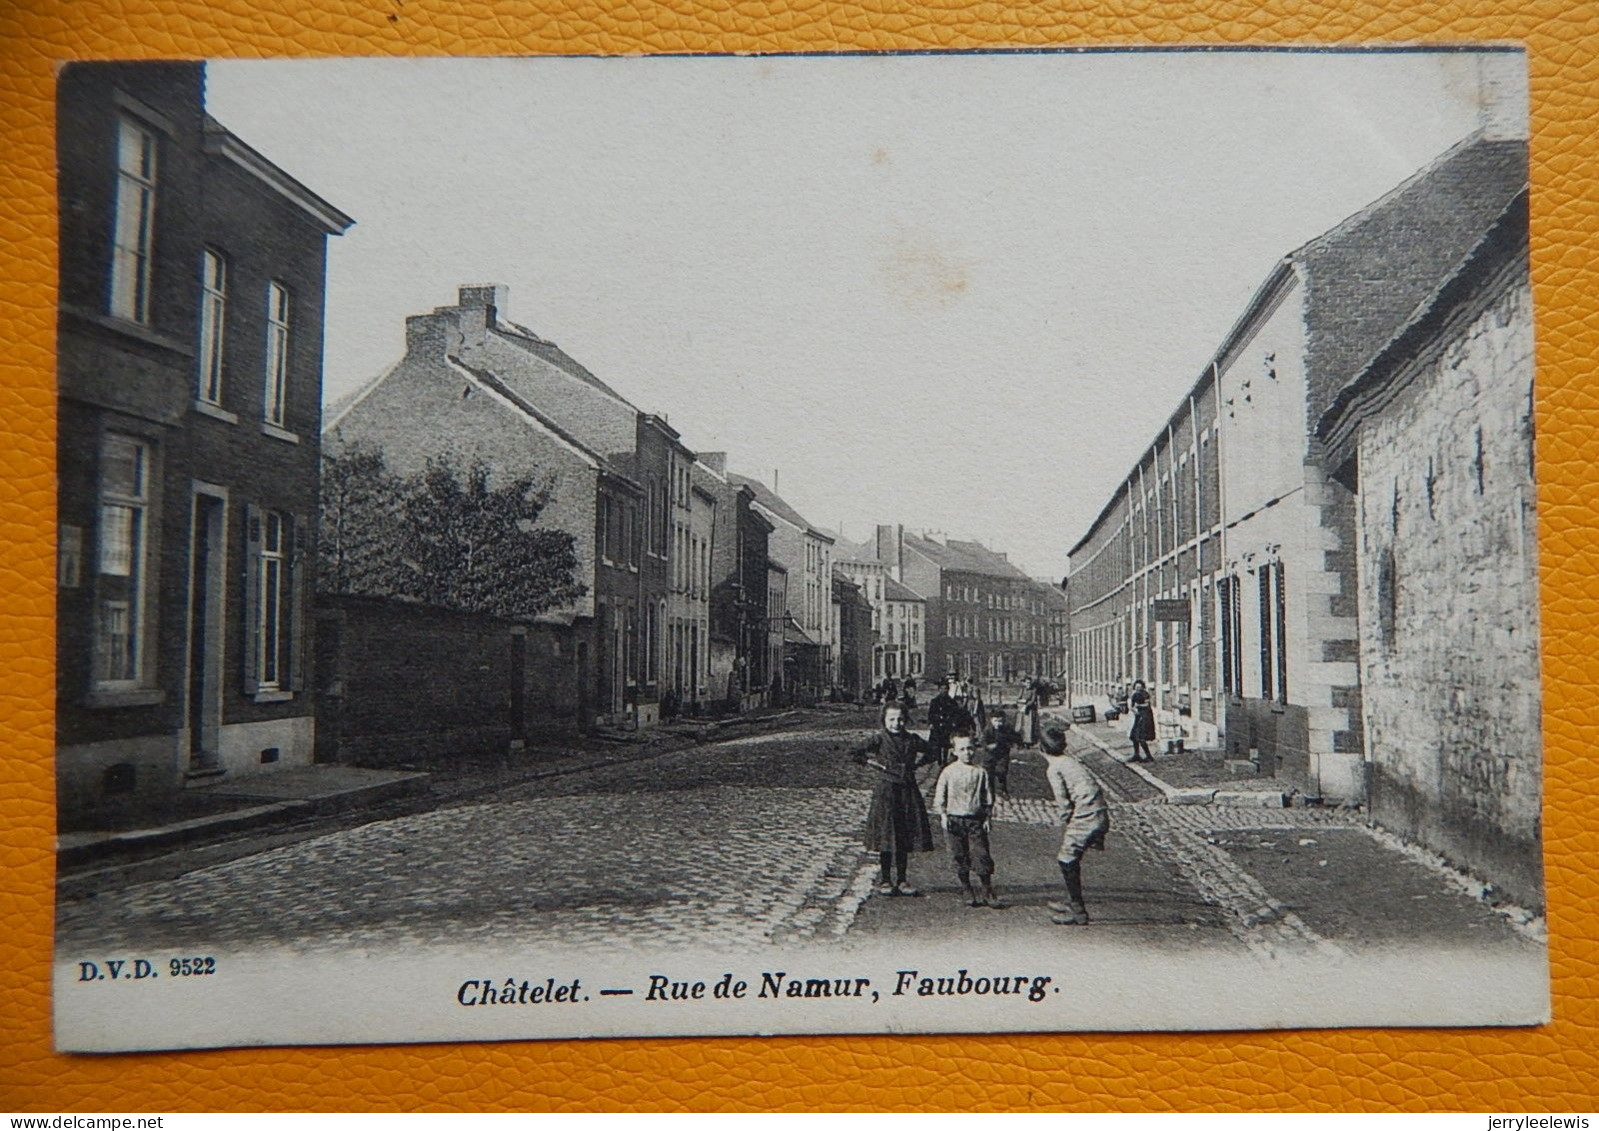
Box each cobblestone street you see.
[56,711,1544,966]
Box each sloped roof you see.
[1067,133,1527,562]
[322,361,398,433]
[783,619,818,646]
[494,319,634,406]
[1292,136,1527,423]
[831,535,882,565]
[726,473,834,541]
[904,533,1031,581]
[884,577,926,603]
[1317,188,1529,465]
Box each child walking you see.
[850,701,938,895]
[1039,724,1110,925]
[933,729,1000,907]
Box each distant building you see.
[694,454,771,711]
[1065,133,1527,802]
[833,536,926,683]
[1033,579,1069,685]
[766,562,789,704]
[831,573,876,700]
[1318,190,1539,907]
[878,526,1049,692]
[56,62,352,822]
[727,473,836,692]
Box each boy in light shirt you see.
[1039,724,1110,925]
[933,729,1000,908]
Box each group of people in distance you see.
[849,672,1109,926]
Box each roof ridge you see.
[1291,130,1491,259]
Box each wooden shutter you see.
[243,503,262,695]
[289,514,309,692]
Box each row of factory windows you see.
[1073,565,1290,708]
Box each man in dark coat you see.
[927,673,975,766]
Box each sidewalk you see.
[1058,710,1291,808]
[57,707,807,871]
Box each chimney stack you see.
[405,309,462,362]
[697,451,728,475]
[875,523,905,579]
[1475,51,1529,142]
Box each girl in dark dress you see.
[851,700,938,895]
[1128,679,1157,762]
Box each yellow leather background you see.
[3,0,1596,1112]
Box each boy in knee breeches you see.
[933,729,1000,907]
[1039,723,1110,925]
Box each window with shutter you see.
[242,504,262,694]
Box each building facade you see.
[766,562,788,703]
[1318,191,1539,907]
[727,473,836,692]
[833,540,926,682]
[695,454,772,711]
[326,287,640,731]
[891,528,1049,695]
[831,574,876,700]
[1065,374,1225,749]
[1065,133,1527,802]
[56,62,352,822]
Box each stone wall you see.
[1356,274,1540,907]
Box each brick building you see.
[886,527,1050,695]
[1066,132,1527,802]
[328,285,700,730]
[56,62,352,822]
[1034,579,1069,687]
[1318,190,1539,907]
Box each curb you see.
[57,708,814,874]
[1072,725,1287,808]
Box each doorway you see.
[187,489,226,773]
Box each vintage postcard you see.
[51,47,1546,1052]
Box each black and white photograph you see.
[51,46,1546,1052]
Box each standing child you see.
[1038,724,1110,925]
[933,729,999,907]
[850,701,938,895]
[981,709,1015,800]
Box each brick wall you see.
[1356,273,1541,907]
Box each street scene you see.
[52,51,1545,1045]
[56,704,1538,966]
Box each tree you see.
[319,438,404,597]
[320,445,586,620]
[396,453,584,619]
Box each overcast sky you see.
[208,50,1505,580]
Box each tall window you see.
[1257,568,1274,701]
[258,512,286,689]
[263,282,291,425]
[198,249,227,404]
[94,434,150,686]
[1273,562,1288,703]
[111,117,157,324]
[244,506,304,696]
